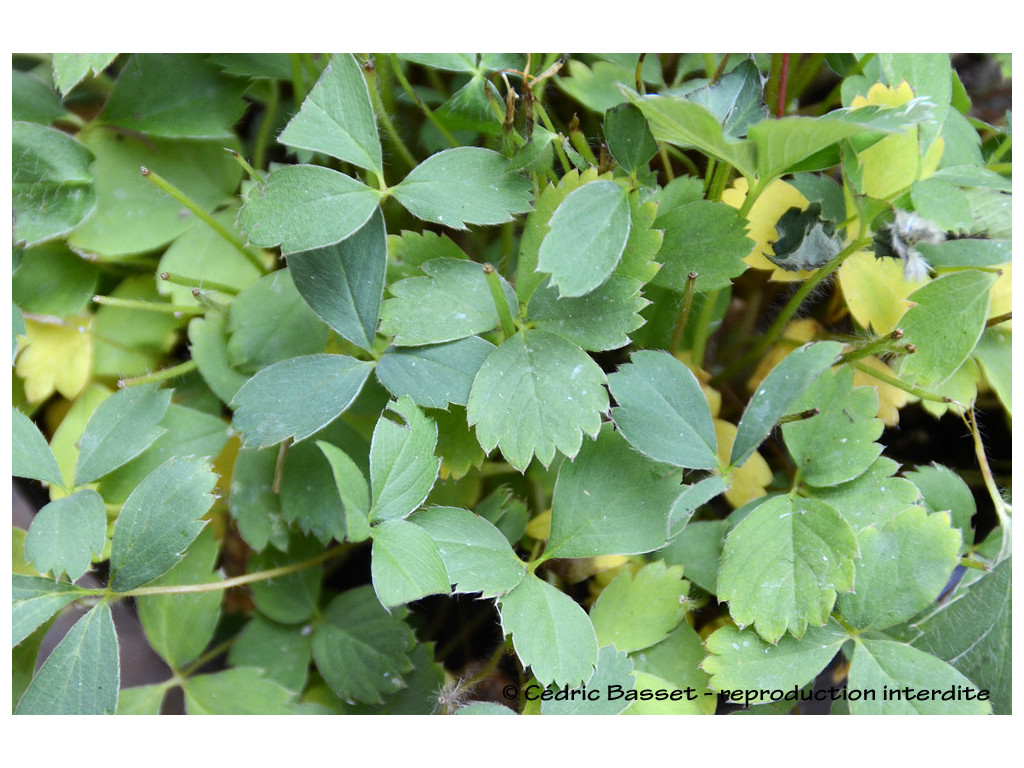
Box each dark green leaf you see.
[24,490,106,582]
[604,102,659,174]
[228,614,314,693]
[370,518,450,607]
[249,533,323,624]
[659,519,726,594]
[13,406,64,487]
[13,242,100,316]
[668,475,728,536]
[12,574,87,647]
[376,336,495,408]
[12,70,64,124]
[228,445,288,552]
[683,58,766,138]
[369,397,439,522]
[652,200,753,293]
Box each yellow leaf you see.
[851,356,909,427]
[715,420,772,508]
[988,264,1012,332]
[722,178,811,282]
[15,318,93,404]
[525,509,551,541]
[838,250,923,334]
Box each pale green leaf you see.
[369,397,440,522]
[910,178,973,232]
[718,496,859,643]
[15,603,119,715]
[526,275,648,352]
[24,490,106,582]
[545,425,682,559]
[396,53,478,72]
[608,350,718,470]
[12,575,87,647]
[652,200,753,293]
[917,239,1013,268]
[907,464,976,550]
[109,457,217,592]
[370,518,450,607]
[456,702,518,715]
[279,53,383,174]
[52,53,118,95]
[499,572,599,687]
[184,668,296,714]
[318,442,371,543]
[973,328,1011,416]
[807,456,921,531]
[12,406,64,487]
[590,561,689,653]
[879,53,952,149]
[231,354,373,448]
[116,685,167,715]
[376,336,495,408]
[627,622,716,715]
[542,646,635,715]
[467,329,608,472]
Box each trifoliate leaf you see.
[380,258,518,346]
[278,53,383,175]
[12,575,88,647]
[183,668,296,715]
[12,407,64,488]
[527,275,648,352]
[545,425,682,559]
[608,350,718,470]
[590,561,689,653]
[467,329,608,472]
[807,456,920,531]
[541,646,636,715]
[652,200,753,293]
[499,572,599,687]
[718,496,859,643]
[370,518,450,607]
[392,147,532,228]
[376,336,495,409]
[369,397,440,522]
[24,490,106,582]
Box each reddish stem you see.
[777,53,790,117]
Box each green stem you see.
[533,101,572,173]
[669,272,699,355]
[483,264,516,338]
[180,636,236,677]
[227,148,265,186]
[985,133,1012,167]
[962,407,1012,563]
[289,53,308,104]
[92,295,205,315]
[959,557,991,572]
[118,360,197,388]
[390,54,459,148]
[253,79,278,172]
[691,289,720,369]
[707,161,733,201]
[160,271,240,295]
[139,167,266,274]
[663,144,700,177]
[848,360,960,405]
[658,143,676,182]
[364,56,416,174]
[835,329,905,366]
[778,407,821,425]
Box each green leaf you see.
[12,121,95,247]
[52,53,117,95]
[90,275,180,380]
[380,258,518,346]
[109,457,217,592]
[370,518,450,607]
[546,425,682,559]
[608,350,718,470]
[396,53,478,72]
[279,53,383,175]
[369,397,440,522]
[311,585,416,704]
[15,603,119,715]
[542,646,636,715]
[116,685,168,715]
[74,382,172,486]
[231,354,373,448]
[907,464,976,550]
[526,275,648,352]
[536,180,631,298]
[659,519,727,594]
[838,507,961,632]
[136,527,222,669]
[668,475,728,536]
[730,341,841,468]
[973,328,1011,416]
[847,637,990,714]
[917,238,1013,268]
[499,573,599,687]
[12,574,87,647]
[456,703,518,715]
[749,116,873,180]
[590,561,689,653]
[229,446,289,552]
[329,642,446,715]
[914,558,1011,715]
[557,60,637,113]
[238,164,380,254]
[24,490,106,582]
[703,620,848,703]
[376,336,495,409]
[910,178,973,232]
[208,53,292,80]
[718,496,859,643]
[807,456,921,531]
[392,147,532,228]
[318,442,371,543]
[99,54,247,138]
[188,312,249,405]
[408,506,526,597]
[879,53,952,149]
[228,614,314,693]
[13,242,100,316]
[652,200,752,293]
[683,58,766,138]
[475,486,529,546]
[604,102,659,174]
[12,407,64,487]
[627,622,716,714]
[897,270,997,388]
[248,533,322,624]
[467,329,608,472]
[287,208,386,352]
[183,668,296,714]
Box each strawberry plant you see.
[12,52,1011,715]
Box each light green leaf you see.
[90,275,180,380]
[74,382,171,486]
[136,527,222,669]
[15,603,119,715]
[318,442,371,543]
[475,486,529,546]
[228,614,314,693]
[370,518,450,607]
[914,558,1011,715]
[24,490,106,582]
[369,397,439,522]
[287,208,386,352]
[604,102,659,174]
[703,620,847,703]
[116,685,167,715]
[848,637,990,714]
[730,341,841,468]
[238,164,380,254]
[557,60,637,113]
[408,506,526,597]
[208,53,292,80]
[109,457,217,592]
[12,575,87,647]
[527,275,648,352]
[396,53,478,72]
[467,329,608,472]
[807,456,921,531]
[652,200,753,293]
[898,270,997,388]
[973,328,1011,416]
[12,121,95,247]
[590,561,689,653]
[279,53,383,175]
[537,180,631,298]
[668,476,729,536]
[546,425,682,559]
[248,533,322,624]
[608,350,718,470]
[52,53,118,95]
[231,354,373,448]
[542,646,636,715]
[184,668,296,714]
[627,622,716,715]
[748,116,873,180]
[907,464,976,550]
[917,239,1013,268]
[380,258,518,346]
[433,406,486,480]
[188,312,249,405]
[499,572,599,687]
[839,507,961,632]
[718,496,859,643]
[910,178,973,232]
[879,53,952,149]
[13,407,64,487]
[311,585,415,704]
[392,147,532,228]
[456,702,518,715]
[376,336,495,408]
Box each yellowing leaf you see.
[47,383,112,499]
[722,177,810,282]
[746,318,821,391]
[838,249,923,334]
[16,318,93,404]
[525,509,551,541]
[715,420,771,508]
[851,356,909,426]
